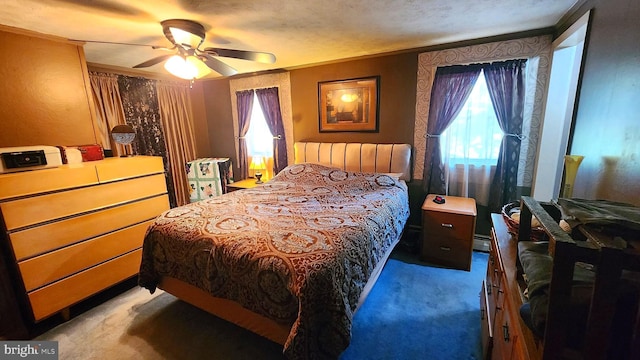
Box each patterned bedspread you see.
[138,163,410,359]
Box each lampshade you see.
[164,55,198,80]
[249,156,266,184]
[164,55,212,80]
[249,156,266,171]
[111,124,136,157]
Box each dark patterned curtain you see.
[256,87,288,174]
[485,59,527,212]
[118,75,177,207]
[423,64,482,194]
[236,90,254,179]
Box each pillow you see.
[381,172,403,180]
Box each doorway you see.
[533,11,591,201]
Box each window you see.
[440,70,503,166]
[439,70,503,205]
[246,93,274,159]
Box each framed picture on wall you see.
[318,76,380,132]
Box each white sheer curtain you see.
[440,71,503,206]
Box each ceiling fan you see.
[95,19,276,79]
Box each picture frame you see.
[318,76,380,132]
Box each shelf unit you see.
[482,196,640,359]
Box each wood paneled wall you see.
[0,26,97,147]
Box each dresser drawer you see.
[423,210,475,240]
[0,164,99,201]
[18,221,152,291]
[27,249,142,321]
[95,156,164,183]
[486,230,503,323]
[9,195,169,260]
[491,277,516,360]
[480,281,493,360]
[1,173,167,230]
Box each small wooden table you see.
[421,194,477,271]
[226,178,264,192]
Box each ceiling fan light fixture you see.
[168,26,203,49]
[165,55,199,80]
[129,19,271,78]
[162,19,205,49]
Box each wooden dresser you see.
[0,156,169,338]
[421,194,477,271]
[480,213,542,360]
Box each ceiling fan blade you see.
[200,54,238,76]
[133,54,173,68]
[151,45,177,51]
[203,48,276,64]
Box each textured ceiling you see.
[0,0,578,79]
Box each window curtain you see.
[117,75,177,208]
[236,90,255,179]
[422,65,482,194]
[255,87,288,174]
[485,59,527,212]
[156,81,198,207]
[440,72,502,206]
[89,72,127,156]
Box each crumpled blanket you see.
[555,198,640,231]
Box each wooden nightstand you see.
[226,178,263,192]
[421,194,477,271]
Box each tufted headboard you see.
[293,142,412,181]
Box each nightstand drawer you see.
[423,210,475,239]
[421,234,471,269]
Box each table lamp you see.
[249,156,266,184]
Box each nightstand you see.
[421,194,477,271]
[226,178,263,192]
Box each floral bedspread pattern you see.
[139,163,409,359]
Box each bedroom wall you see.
[0,26,97,147]
[199,53,418,170]
[289,53,417,144]
[559,0,640,206]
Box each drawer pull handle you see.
[439,246,451,251]
[440,223,454,228]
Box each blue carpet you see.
[341,251,489,360]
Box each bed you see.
[138,142,412,359]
